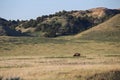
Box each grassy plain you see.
[0,36,120,80]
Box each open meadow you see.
[0,36,120,80]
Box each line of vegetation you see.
[0,76,21,80]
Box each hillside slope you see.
[16,7,120,37]
[75,14,120,41]
[0,7,120,37]
[0,18,8,35]
[0,18,26,36]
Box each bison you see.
[73,53,81,57]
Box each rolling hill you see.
[75,14,120,41]
[0,7,120,37]
[16,7,120,37]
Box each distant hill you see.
[75,14,120,41]
[0,7,120,37]
[15,7,120,37]
[0,18,26,36]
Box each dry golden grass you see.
[1,39,120,57]
[0,56,120,80]
[0,36,120,80]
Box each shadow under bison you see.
[73,53,81,57]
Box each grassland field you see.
[0,36,120,80]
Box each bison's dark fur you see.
[73,53,80,57]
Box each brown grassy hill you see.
[75,14,120,41]
[0,7,120,37]
[15,7,120,37]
